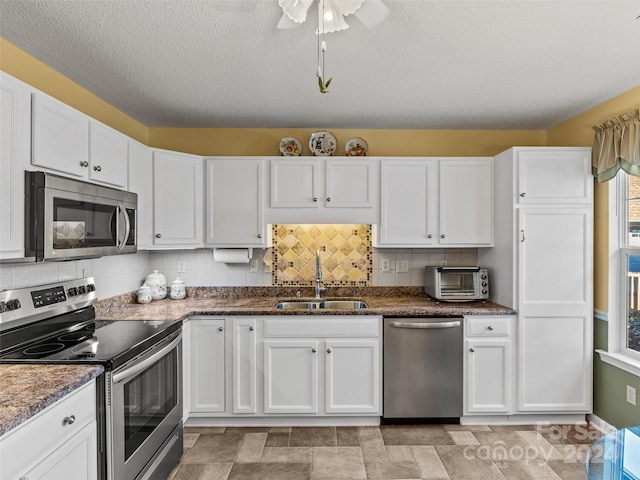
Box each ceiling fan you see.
[277,0,389,33]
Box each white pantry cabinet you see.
[377,157,493,247]
[32,92,127,188]
[0,72,30,260]
[464,316,514,414]
[269,157,377,223]
[0,381,97,480]
[478,147,593,414]
[152,150,204,247]
[204,157,267,247]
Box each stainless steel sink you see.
[273,300,368,310]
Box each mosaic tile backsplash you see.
[272,224,372,286]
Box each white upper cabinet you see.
[127,139,153,248]
[439,158,493,246]
[378,159,438,246]
[88,121,128,187]
[152,150,203,247]
[515,148,592,204]
[205,157,266,247]
[32,92,129,188]
[377,157,493,247]
[269,157,377,224]
[0,72,31,260]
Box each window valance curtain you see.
[592,108,640,182]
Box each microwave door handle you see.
[116,203,130,251]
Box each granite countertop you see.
[95,286,515,320]
[0,364,104,437]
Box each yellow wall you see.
[547,85,640,311]
[0,38,148,144]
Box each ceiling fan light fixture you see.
[278,0,315,24]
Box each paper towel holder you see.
[213,248,253,264]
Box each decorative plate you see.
[345,137,368,156]
[279,137,302,156]
[309,131,337,156]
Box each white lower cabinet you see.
[463,316,514,415]
[184,316,381,420]
[0,381,97,480]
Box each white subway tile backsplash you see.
[13,264,38,288]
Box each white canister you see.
[170,277,186,300]
[137,284,152,304]
[145,270,167,300]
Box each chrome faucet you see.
[315,250,326,299]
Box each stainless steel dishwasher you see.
[383,317,463,419]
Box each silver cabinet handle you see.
[313,197,318,202]
[427,234,433,239]
[389,321,461,329]
[469,347,475,353]
[520,192,526,197]
[520,230,525,242]
[155,233,162,238]
[311,348,317,353]
[93,165,102,172]
[63,415,76,425]
[326,197,331,202]
[258,233,262,239]
[80,160,89,167]
[218,326,223,332]
[249,325,254,331]
[327,348,332,354]
[487,325,494,331]
[441,234,446,239]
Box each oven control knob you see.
[6,299,21,311]
[481,274,488,280]
[77,285,86,294]
[482,289,488,295]
[67,287,78,297]
[482,282,488,287]
[0,301,6,313]
[86,283,96,292]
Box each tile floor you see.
[167,424,601,480]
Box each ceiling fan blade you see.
[278,0,315,23]
[353,0,389,28]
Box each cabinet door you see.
[88,121,128,187]
[516,149,592,204]
[271,159,319,208]
[518,315,591,412]
[189,319,226,413]
[0,73,30,260]
[465,339,511,413]
[439,158,493,246]
[264,340,319,414]
[325,159,373,208]
[232,318,257,414]
[32,92,89,178]
[24,421,97,480]
[378,159,437,246]
[153,151,203,246]
[325,339,380,414]
[205,158,265,246]
[518,208,592,317]
[127,140,153,248]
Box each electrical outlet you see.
[381,259,390,272]
[177,261,186,273]
[249,259,259,272]
[440,260,448,267]
[397,260,410,273]
[263,260,273,273]
[627,385,637,406]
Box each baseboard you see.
[186,416,381,427]
[587,413,617,434]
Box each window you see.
[622,173,640,359]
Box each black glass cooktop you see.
[0,306,182,370]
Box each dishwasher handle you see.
[388,320,461,329]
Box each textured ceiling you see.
[1,0,639,130]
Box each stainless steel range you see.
[0,278,183,480]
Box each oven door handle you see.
[116,203,131,252]
[112,332,181,384]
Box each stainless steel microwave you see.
[424,266,489,302]
[25,171,137,262]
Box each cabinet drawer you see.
[0,381,96,479]
[465,316,512,336]
[264,317,379,338]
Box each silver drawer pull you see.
[389,321,461,329]
[63,415,76,425]
[487,325,494,331]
